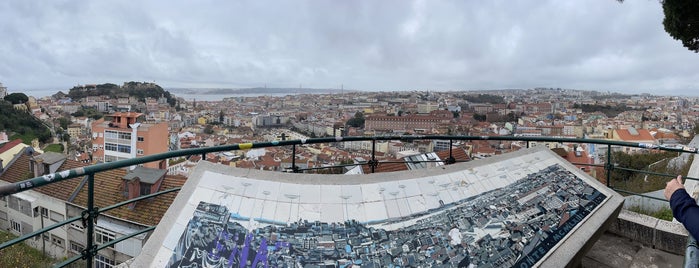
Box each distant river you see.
[23,89,293,101]
[174,92,292,101]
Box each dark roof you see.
[359,148,471,174]
[123,166,168,184]
[33,152,67,165]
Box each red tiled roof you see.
[360,160,408,174]
[71,169,185,226]
[0,139,23,154]
[436,148,471,162]
[615,128,655,142]
[0,151,83,201]
[0,150,186,226]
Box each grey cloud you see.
[0,0,697,95]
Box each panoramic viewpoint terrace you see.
[0,135,698,267]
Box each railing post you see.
[369,139,378,173]
[291,144,299,173]
[201,153,206,161]
[82,173,98,268]
[606,144,612,188]
[446,139,456,165]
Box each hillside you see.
[67,81,176,106]
[0,100,52,144]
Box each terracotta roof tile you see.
[1,150,186,226]
[0,151,83,202]
[615,128,655,142]
[435,148,470,162]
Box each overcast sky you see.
[1,0,697,96]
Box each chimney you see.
[34,158,44,177]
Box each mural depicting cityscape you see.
[166,164,606,268]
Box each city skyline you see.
[1,1,698,96]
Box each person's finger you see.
[677,175,683,185]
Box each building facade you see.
[91,112,169,169]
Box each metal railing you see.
[0,135,697,267]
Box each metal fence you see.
[0,135,697,267]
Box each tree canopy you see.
[662,0,699,53]
[0,100,52,144]
[67,82,177,107]
[346,112,365,128]
[3,93,28,104]
[461,94,505,104]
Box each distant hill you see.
[167,87,353,95]
[67,81,176,106]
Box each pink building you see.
[91,112,169,169]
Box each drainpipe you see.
[129,123,141,170]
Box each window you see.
[7,196,18,211]
[51,234,65,248]
[41,207,48,218]
[70,241,84,253]
[105,143,118,152]
[137,149,144,155]
[95,227,116,248]
[70,222,85,232]
[137,136,144,142]
[104,155,117,162]
[105,130,118,139]
[10,219,21,233]
[118,132,131,140]
[95,254,116,268]
[117,144,131,153]
[50,210,64,222]
[0,211,7,221]
[8,196,32,217]
[140,182,151,196]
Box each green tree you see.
[58,117,71,130]
[473,113,487,122]
[62,132,71,142]
[203,124,214,134]
[663,0,699,53]
[346,112,365,128]
[4,92,28,104]
[619,0,699,53]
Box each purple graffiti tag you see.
[227,233,240,268]
[251,238,268,268]
[239,233,253,268]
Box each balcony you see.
[0,135,697,267]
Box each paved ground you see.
[583,232,685,268]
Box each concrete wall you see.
[608,209,688,255]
